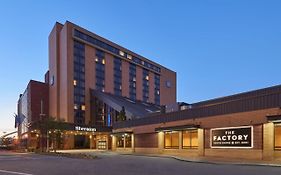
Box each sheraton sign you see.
[210,126,253,148]
[75,126,97,132]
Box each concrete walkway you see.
[56,149,281,167]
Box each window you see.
[73,40,85,124]
[74,29,161,73]
[143,69,149,102]
[275,125,281,150]
[127,54,132,60]
[182,130,198,149]
[81,105,86,111]
[119,50,125,56]
[95,49,105,91]
[125,134,132,148]
[129,63,136,101]
[114,57,122,96]
[166,80,171,88]
[116,135,124,148]
[164,131,179,149]
[154,74,160,105]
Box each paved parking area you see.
[0,151,281,175]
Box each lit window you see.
[119,51,125,56]
[116,135,124,148]
[164,131,179,149]
[95,58,99,62]
[182,130,198,149]
[73,80,77,86]
[275,125,281,150]
[145,75,149,81]
[127,54,132,60]
[102,59,105,65]
[133,77,136,82]
[81,105,86,111]
[74,104,79,110]
[156,90,160,95]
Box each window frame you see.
[274,124,281,150]
[182,130,198,149]
[164,131,179,149]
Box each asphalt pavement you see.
[0,151,281,175]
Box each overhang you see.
[155,124,200,132]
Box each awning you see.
[111,131,133,136]
[267,115,281,123]
[155,124,200,132]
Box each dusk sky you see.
[0,0,280,136]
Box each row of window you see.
[95,49,105,92]
[154,74,160,105]
[74,29,161,73]
[129,63,137,101]
[164,130,198,149]
[73,41,86,124]
[143,69,149,103]
[114,57,122,96]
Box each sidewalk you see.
[118,152,281,167]
[55,149,281,167]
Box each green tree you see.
[37,116,66,152]
[117,106,126,121]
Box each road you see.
[0,151,280,175]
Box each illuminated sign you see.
[75,126,97,132]
[210,126,253,148]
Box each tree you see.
[117,106,126,121]
[36,116,66,152]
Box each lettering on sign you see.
[75,126,97,132]
[210,126,253,148]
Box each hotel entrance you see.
[63,131,111,150]
[51,124,113,150]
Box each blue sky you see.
[0,0,280,135]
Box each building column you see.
[179,131,183,150]
[89,135,93,149]
[131,134,135,152]
[198,129,205,156]
[106,135,109,150]
[123,135,126,149]
[158,132,164,153]
[112,135,116,151]
[263,123,274,160]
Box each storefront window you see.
[275,125,281,150]
[125,135,132,148]
[164,131,179,149]
[182,130,198,149]
[116,135,124,148]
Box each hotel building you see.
[17,21,281,160]
[18,21,176,150]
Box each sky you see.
[0,0,280,136]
